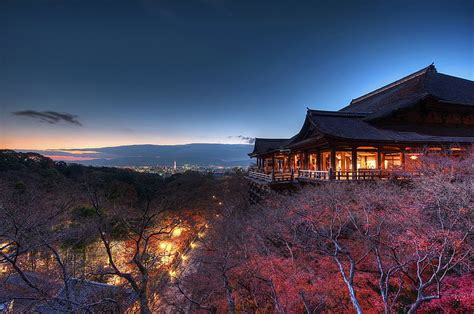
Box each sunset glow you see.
[43,155,102,161]
[1,0,472,313]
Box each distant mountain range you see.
[23,144,254,167]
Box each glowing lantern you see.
[159,242,173,252]
[190,242,197,249]
[172,228,182,237]
[161,255,172,264]
[410,155,418,160]
[181,254,188,261]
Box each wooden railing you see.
[248,171,273,182]
[298,170,330,180]
[249,169,418,184]
[248,171,294,183]
[273,172,293,182]
[353,169,385,180]
[299,169,418,181]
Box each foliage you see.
[0,150,472,313]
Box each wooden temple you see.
[248,65,474,183]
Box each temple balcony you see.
[247,168,418,185]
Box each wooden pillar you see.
[272,154,275,181]
[303,151,309,170]
[377,148,382,170]
[351,147,357,180]
[400,148,406,170]
[330,148,336,179]
[316,150,321,171]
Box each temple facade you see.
[248,65,474,182]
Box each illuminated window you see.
[384,153,402,169]
[357,152,377,169]
[336,152,352,171]
[321,151,331,171]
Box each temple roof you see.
[248,138,292,157]
[300,109,474,143]
[249,65,474,157]
[340,64,474,119]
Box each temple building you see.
[249,65,474,182]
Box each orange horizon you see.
[42,155,104,161]
[1,135,250,151]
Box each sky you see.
[1,0,473,150]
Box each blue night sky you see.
[1,0,473,149]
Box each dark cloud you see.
[228,135,255,144]
[12,110,82,126]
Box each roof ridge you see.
[350,64,436,105]
[255,138,289,141]
[308,109,370,117]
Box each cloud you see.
[12,110,82,126]
[228,135,255,144]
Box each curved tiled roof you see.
[249,65,474,156]
[248,138,292,156]
[340,64,474,119]
[305,109,474,143]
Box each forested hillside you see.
[0,149,472,313]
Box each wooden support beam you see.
[272,154,275,181]
[352,147,357,180]
[316,150,321,171]
[377,148,382,170]
[330,148,336,179]
[303,151,309,170]
[400,148,406,170]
